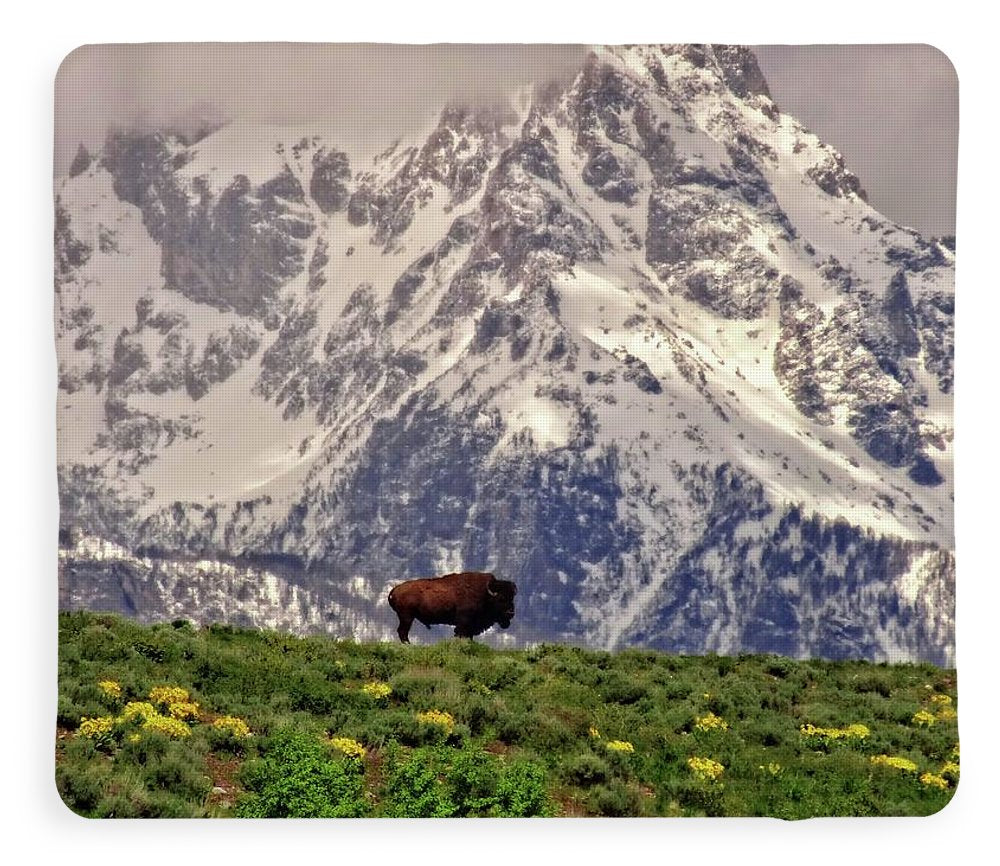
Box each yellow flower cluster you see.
[167,701,200,721]
[687,756,725,783]
[588,727,601,739]
[920,772,949,791]
[149,686,190,707]
[77,716,115,738]
[142,714,191,738]
[361,681,392,700]
[119,700,191,738]
[330,736,366,759]
[761,762,782,776]
[120,701,158,722]
[416,710,455,733]
[941,761,960,781]
[800,723,870,741]
[919,693,958,722]
[605,740,635,753]
[212,716,252,740]
[97,680,121,699]
[870,755,918,772]
[694,712,729,732]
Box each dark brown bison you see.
[387,571,517,643]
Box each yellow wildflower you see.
[930,694,952,705]
[97,680,121,699]
[330,736,366,759]
[941,761,960,781]
[588,727,601,739]
[120,701,158,723]
[149,685,190,707]
[694,712,729,732]
[766,762,781,776]
[870,755,918,772]
[912,710,936,727]
[951,743,960,761]
[416,710,455,733]
[212,716,251,740]
[920,772,949,790]
[800,723,870,742]
[76,716,115,738]
[167,701,200,721]
[606,740,635,753]
[127,733,141,744]
[141,714,191,738]
[936,706,958,722]
[361,681,393,700]
[687,756,725,783]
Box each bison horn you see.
[487,581,499,597]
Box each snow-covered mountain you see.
[55,44,955,663]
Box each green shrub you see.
[144,753,211,803]
[381,745,456,818]
[587,781,641,817]
[598,671,646,705]
[117,731,170,766]
[448,747,500,816]
[236,729,366,818]
[493,761,550,817]
[56,761,111,815]
[561,752,610,786]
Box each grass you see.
[55,611,960,818]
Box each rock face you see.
[54,45,955,664]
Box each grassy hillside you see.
[56,611,959,818]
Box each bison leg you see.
[396,613,414,644]
[453,618,477,640]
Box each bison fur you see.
[387,571,517,643]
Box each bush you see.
[598,671,646,705]
[587,781,642,817]
[236,729,367,818]
[381,745,456,818]
[56,761,111,815]
[117,731,170,766]
[493,761,550,816]
[144,753,211,803]
[449,748,500,816]
[561,753,610,787]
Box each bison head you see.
[487,577,517,628]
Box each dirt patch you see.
[551,787,588,817]
[204,753,242,812]
[364,747,386,797]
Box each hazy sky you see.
[755,45,957,237]
[55,43,957,237]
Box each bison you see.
[387,571,517,643]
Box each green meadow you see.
[56,611,959,818]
